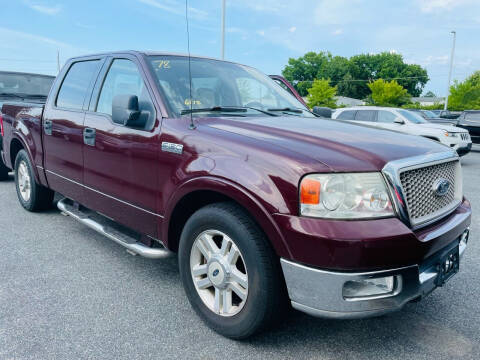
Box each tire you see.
[14,149,54,212]
[179,202,284,339]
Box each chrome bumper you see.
[281,229,469,319]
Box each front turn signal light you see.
[300,178,320,205]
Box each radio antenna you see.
[185,0,195,130]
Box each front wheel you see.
[14,150,54,211]
[179,202,284,339]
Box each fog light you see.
[460,228,469,246]
[343,276,400,300]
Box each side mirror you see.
[112,94,144,128]
[312,106,332,118]
[394,117,405,125]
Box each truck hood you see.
[203,116,451,172]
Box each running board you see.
[57,198,172,259]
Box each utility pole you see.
[444,31,456,111]
[57,50,60,74]
[221,0,225,59]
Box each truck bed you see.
[1,102,46,173]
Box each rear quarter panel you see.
[1,103,46,184]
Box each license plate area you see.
[435,246,459,287]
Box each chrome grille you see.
[399,160,461,226]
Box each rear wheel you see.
[14,150,54,211]
[179,202,284,339]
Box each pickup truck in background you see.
[0,51,471,339]
[0,71,55,180]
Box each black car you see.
[407,109,458,126]
[437,110,461,119]
[457,111,480,143]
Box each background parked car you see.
[332,106,472,156]
[0,71,55,180]
[457,110,480,144]
[431,109,461,119]
[407,109,459,126]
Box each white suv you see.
[332,106,472,156]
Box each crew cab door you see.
[82,56,161,237]
[42,58,103,202]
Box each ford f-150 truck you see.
[0,51,471,339]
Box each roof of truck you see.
[67,50,240,65]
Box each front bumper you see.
[281,228,469,319]
[455,142,472,156]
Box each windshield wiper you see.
[267,107,303,113]
[181,106,247,115]
[181,106,278,116]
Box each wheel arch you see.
[9,135,41,183]
[162,176,292,259]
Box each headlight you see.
[444,131,458,137]
[300,173,394,219]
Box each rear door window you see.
[377,110,397,123]
[336,110,356,120]
[56,60,101,110]
[355,110,376,122]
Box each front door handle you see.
[83,128,96,146]
[44,120,53,135]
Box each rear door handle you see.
[44,120,52,135]
[83,128,96,146]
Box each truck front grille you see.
[399,160,461,227]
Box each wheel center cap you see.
[208,261,228,287]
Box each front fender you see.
[162,175,293,259]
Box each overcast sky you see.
[0,0,478,97]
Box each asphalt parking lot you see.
[1,148,479,360]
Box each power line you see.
[296,73,472,84]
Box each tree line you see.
[282,51,479,110]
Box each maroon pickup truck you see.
[0,51,471,339]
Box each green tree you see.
[367,79,410,106]
[282,51,428,99]
[306,79,337,108]
[448,71,480,111]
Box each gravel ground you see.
[0,148,479,360]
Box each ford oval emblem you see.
[212,269,219,277]
[433,178,450,196]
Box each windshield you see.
[0,72,54,97]
[422,110,437,118]
[147,56,312,117]
[398,109,428,124]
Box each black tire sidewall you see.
[179,204,276,339]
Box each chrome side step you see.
[57,198,172,259]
